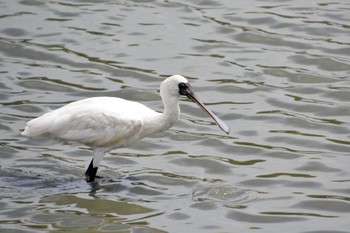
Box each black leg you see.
[85,159,98,182]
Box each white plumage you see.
[22,75,229,182]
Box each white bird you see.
[22,75,230,182]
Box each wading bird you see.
[22,75,230,182]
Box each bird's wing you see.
[23,97,157,148]
[53,110,144,148]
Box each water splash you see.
[191,184,261,207]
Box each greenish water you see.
[1,0,349,232]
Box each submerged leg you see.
[85,148,106,182]
[85,159,98,182]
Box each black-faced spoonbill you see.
[22,75,230,182]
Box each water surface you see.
[1,0,349,232]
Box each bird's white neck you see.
[161,94,181,130]
[155,79,182,133]
[141,91,180,137]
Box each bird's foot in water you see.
[85,175,101,183]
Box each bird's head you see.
[160,75,230,134]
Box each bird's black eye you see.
[178,82,188,95]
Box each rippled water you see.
[1,0,350,232]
